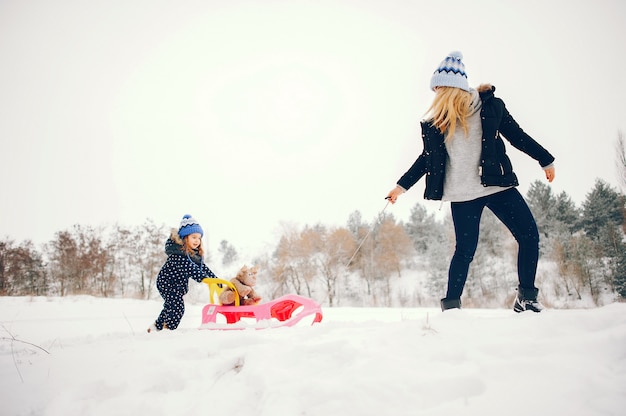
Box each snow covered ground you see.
[1,296,625,416]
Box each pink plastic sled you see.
[200,278,323,330]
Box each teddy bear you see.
[219,265,262,306]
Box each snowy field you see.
[1,296,625,416]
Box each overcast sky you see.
[1,0,625,257]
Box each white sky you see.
[1,0,625,256]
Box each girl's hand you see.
[385,186,405,204]
[544,166,555,183]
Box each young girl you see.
[386,51,556,313]
[148,214,217,332]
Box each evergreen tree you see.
[404,203,444,254]
[525,181,600,303]
[218,240,238,267]
[613,131,626,297]
[581,179,624,241]
[347,210,365,237]
[614,250,626,299]
[553,191,582,234]
[526,181,580,241]
[581,179,626,299]
[526,180,556,239]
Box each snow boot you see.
[440,298,461,311]
[147,322,166,333]
[513,286,544,313]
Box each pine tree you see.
[553,191,582,234]
[581,179,626,300]
[404,202,445,254]
[581,179,624,241]
[614,251,626,298]
[526,180,581,241]
[218,240,238,267]
[526,180,556,239]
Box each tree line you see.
[0,220,167,299]
[1,178,624,308]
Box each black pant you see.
[446,188,540,300]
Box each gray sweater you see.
[441,89,512,202]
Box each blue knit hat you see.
[429,51,469,92]
[178,214,204,238]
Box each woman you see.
[386,51,555,312]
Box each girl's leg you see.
[156,293,186,330]
[486,188,540,293]
[165,296,185,330]
[155,296,172,330]
[446,198,486,300]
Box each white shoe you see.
[513,295,544,313]
[147,323,160,333]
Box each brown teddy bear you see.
[219,265,262,306]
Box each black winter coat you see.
[397,86,555,201]
[156,233,216,296]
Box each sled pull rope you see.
[345,200,390,268]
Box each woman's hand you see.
[544,166,555,183]
[385,186,405,204]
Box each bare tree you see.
[0,238,46,296]
[137,219,167,299]
[375,216,414,278]
[45,225,112,296]
[108,224,135,297]
[616,130,626,194]
[271,223,317,299]
[46,230,79,296]
[314,227,356,307]
[346,211,375,296]
[0,238,12,295]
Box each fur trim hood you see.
[165,231,185,257]
[477,83,493,94]
[164,229,203,264]
[169,229,184,246]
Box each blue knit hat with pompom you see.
[178,214,204,238]
[430,51,469,92]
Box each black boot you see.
[513,286,544,313]
[440,298,461,311]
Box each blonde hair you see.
[426,87,472,141]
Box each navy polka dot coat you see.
[154,231,216,330]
